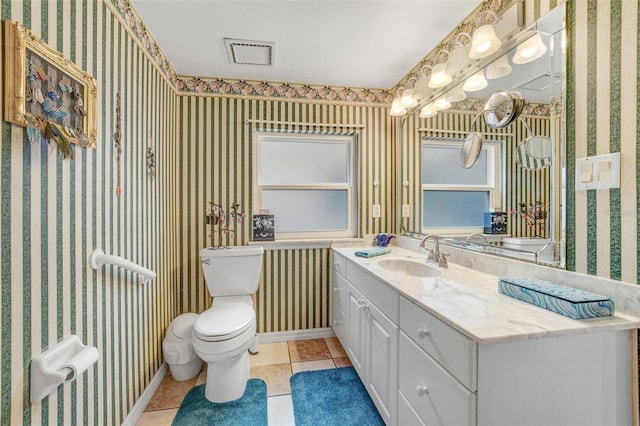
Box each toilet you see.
[192,246,264,403]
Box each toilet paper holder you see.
[30,335,99,403]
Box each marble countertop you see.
[333,246,640,345]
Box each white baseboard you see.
[121,363,168,426]
[257,328,335,344]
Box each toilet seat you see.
[193,303,255,342]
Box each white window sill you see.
[248,238,365,250]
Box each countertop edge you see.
[333,246,640,345]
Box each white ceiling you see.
[129,0,482,89]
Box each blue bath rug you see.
[290,367,384,426]
[171,379,267,426]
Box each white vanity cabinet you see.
[331,248,636,426]
[334,257,399,425]
[331,252,348,343]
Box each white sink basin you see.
[376,258,442,278]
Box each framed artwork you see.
[2,20,97,148]
[252,215,275,241]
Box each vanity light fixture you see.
[412,78,433,101]
[427,51,453,89]
[433,96,452,111]
[486,54,512,79]
[419,103,438,118]
[469,10,502,59]
[446,33,472,76]
[390,86,408,116]
[446,84,467,103]
[390,97,407,116]
[513,32,548,64]
[401,88,418,108]
[428,63,452,88]
[463,70,488,92]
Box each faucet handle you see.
[439,252,449,268]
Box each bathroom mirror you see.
[397,4,566,268]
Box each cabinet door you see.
[346,283,366,378]
[331,262,348,345]
[331,270,348,314]
[365,301,398,425]
[332,302,347,344]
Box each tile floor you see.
[136,337,351,425]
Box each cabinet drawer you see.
[399,333,476,426]
[332,252,347,277]
[347,263,398,323]
[400,296,477,391]
[399,390,426,426]
[331,271,348,314]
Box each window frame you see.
[253,131,358,240]
[421,138,503,235]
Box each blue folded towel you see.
[354,247,391,258]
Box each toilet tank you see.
[199,246,264,296]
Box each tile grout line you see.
[137,338,350,424]
[136,338,350,421]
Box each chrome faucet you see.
[420,235,448,268]
[465,233,489,244]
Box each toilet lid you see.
[193,303,255,342]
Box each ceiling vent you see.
[224,38,275,67]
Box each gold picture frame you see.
[3,20,97,147]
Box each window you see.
[421,138,502,234]
[254,132,357,239]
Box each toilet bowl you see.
[192,246,264,403]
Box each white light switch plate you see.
[402,204,410,218]
[372,204,381,218]
[575,152,620,190]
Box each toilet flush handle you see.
[201,259,211,265]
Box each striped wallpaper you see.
[566,0,640,284]
[175,95,395,329]
[0,0,179,425]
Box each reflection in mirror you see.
[398,4,565,268]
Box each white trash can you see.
[162,313,202,381]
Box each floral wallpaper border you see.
[112,0,551,114]
[114,0,178,83]
[175,76,394,104]
[393,0,514,93]
[111,0,393,105]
